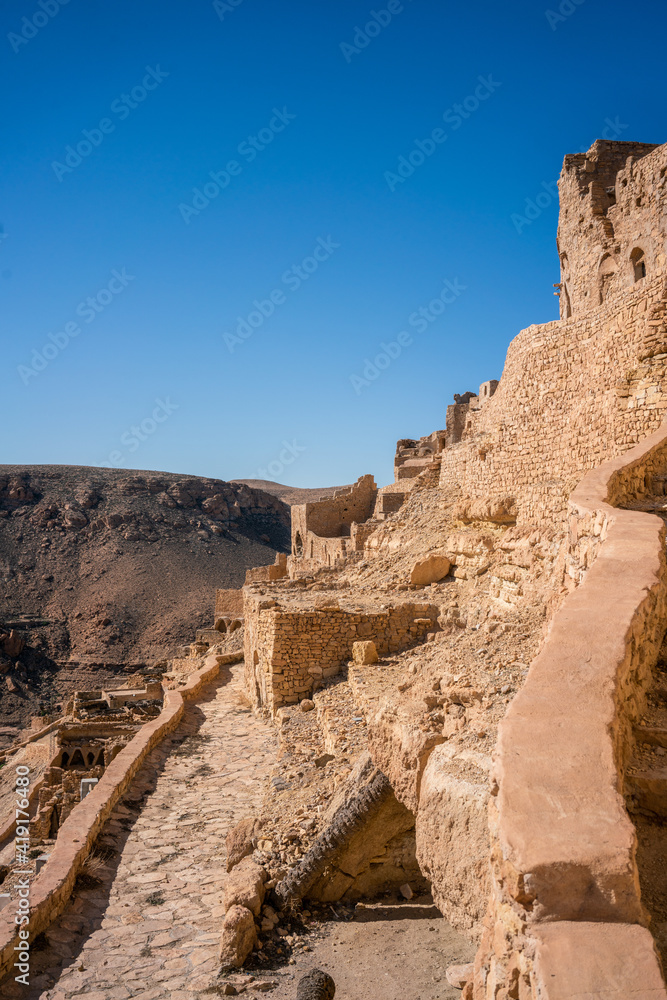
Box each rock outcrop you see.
[0,465,290,728]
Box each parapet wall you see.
[243,594,439,714]
[245,553,288,585]
[469,421,667,999]
[440,273,667,523]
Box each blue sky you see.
[1,0,665,487]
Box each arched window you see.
[598,254,617,303]
[294,532,303,557]
[70,749,84,767]
[87,752,95,766]
[60,751,69,768]
[631,247,646,282]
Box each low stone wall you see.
[0,723,64,844]
[245,554,288,585]
[0,654,221,984]
[244,594,439,713]
[469,422,667,998]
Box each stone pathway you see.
[3,665,277,1000]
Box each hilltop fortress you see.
[240,138,667,996]
[1,138,667,999]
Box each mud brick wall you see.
[243,596,439,713]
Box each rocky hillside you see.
[0,465,290,732]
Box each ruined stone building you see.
[239,138,667,997]
[2,137,667,1000]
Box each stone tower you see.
[556,139,665,319]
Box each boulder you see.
[226,816,263,872]
[218,904,257,969]
[446,963,473,989]
[223,859,267,917]
[409,554,451,586]
[300,699,315,712]
[352,641,378,665]
[296,969,335,1000]
[1,630,25,658]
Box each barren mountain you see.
[231,480,351,506]
[0,465,290,733]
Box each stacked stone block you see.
[243,596,438,713]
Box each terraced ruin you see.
[2,137,667,998]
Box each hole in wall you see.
[631,247,647,282]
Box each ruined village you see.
[1,136,667,999]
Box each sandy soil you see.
[246,913,474,1000]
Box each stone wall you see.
[290,476,377,573]
[215,588,244,619]
[245,553,288,585]
[243,594,439,714]
[439,272,667,523]
[436,140,667,526]
[394,432,445,480]
[468,422,667,999]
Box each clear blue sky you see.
[1,0,665,487]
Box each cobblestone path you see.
[4,665,277,1000]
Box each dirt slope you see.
[0,465,290,732]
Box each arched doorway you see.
[598,254,618,303]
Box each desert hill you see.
[231,479,351,506]
[0,465,290,733]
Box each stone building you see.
[29,722,139,840]
[289,475,378,573]
[557,139,664,318]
